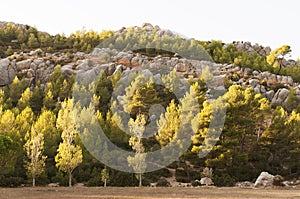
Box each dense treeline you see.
[0,65,300,187]
[0,22,113,57]
[200,40,300,82]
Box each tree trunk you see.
[277,65,282,75]
[68,171,72,187]
[33,176,35,187]
[139,173,142,187]
[104,179,107,187]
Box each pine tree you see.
[161,69,180,93]
[30,84,43,114]
[260,108,300,176]
[0,135,18,176]
[27,33,39,48]
[15,106,34,143]
[127,82,160,116]
[43,89,56,110]
[156,100,180,146]
[9,77,28,106]
[17,88,32,112]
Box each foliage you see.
[24,125,47,186]
[0,23,300,187]
[0,22,114,57]
[267,45,291,74]
[101,167,109,187]
[55,98,83,187]
[156,179,171,187]
[127,114,147,187]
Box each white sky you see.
[1,0,300,58]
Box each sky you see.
[1,0,300,58]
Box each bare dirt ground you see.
[0,187,300,199]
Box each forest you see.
[0,22,300,188]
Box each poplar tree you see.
[127,114,147,187]
[24,126,47,187]
[55,98,82,187]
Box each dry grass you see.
[0,187,300,199]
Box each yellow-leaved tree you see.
[267,45,291,74]
[127,114,147,187]
[55,98,82,187]
[24,125,47,187]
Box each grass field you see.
[0,187,300,199]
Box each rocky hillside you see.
[1,22,300,187]
[1,37,299,110]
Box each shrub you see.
[0,176,24,187]
[213,173,236,187]
[156,179,171,187]
[175,176,189,183]
[87,177,102,187]
[191,180,202,187]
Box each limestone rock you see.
[48,183,59,187]
[249,79,260,87]
[200,177,214,186]
[115,52,133,67]
[0,58,16,86]
[16,59,32,71]
[266,90,275,101]
[254,172,274,188]
[271,88,290,106]
[235,181,253,188]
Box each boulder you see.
[0,59,17,86]
[74,183,85,187]
[249,79,260,87]
[265,90,275,101]
[254,172,274,188]
[141,23,154,31]
[76,62,90,71]
[252,70,260,76]
[200,177,214,186]
[62,65,75,77]
[16,59,32,71]
[175,62,189,72]
[287,76,293,86]
[115,52,133,67]
[131,56,142,67]
[107,63,116,76]
[271,88,290,106]
[48,183,59,187]
[235,181,253,188]
[154,74,162,85]
[141,69,153,80]
[282,179,300,187]
[253,85,261,94]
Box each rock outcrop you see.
[254,172,274,188]
[0,46,299,110]
[0,58,16,86]
[199,177,214,186]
